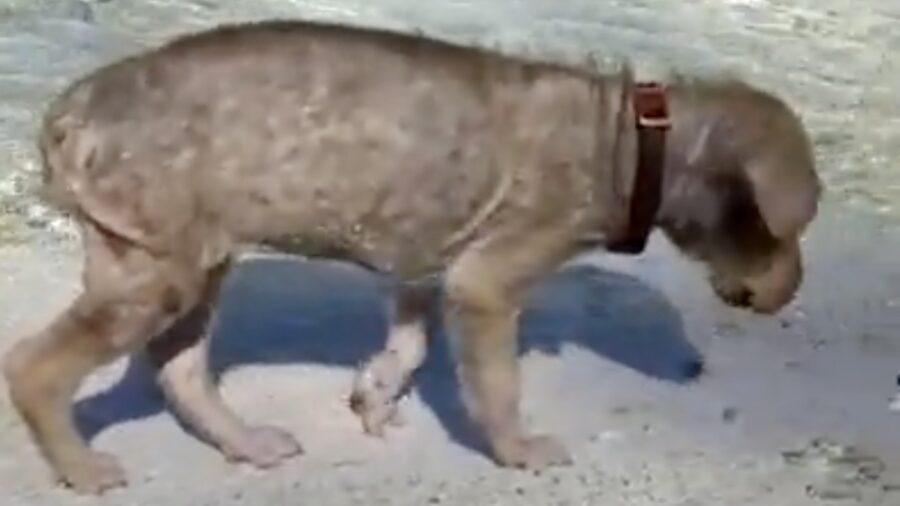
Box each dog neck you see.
[606,82,671,254]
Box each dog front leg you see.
[443,239,573,469]
[350,281,434,436]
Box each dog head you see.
[656,80,821,314]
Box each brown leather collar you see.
[607,81,671,254]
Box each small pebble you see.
[805,483,862,501]
[722,407,739,423]
[611,405,631,415]
[888,393,900,413]
[882,483,900,493]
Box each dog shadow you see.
[74,256,704,455]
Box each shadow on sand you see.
[75,256,704,455]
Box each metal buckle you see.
[634,82,671,130]
[637,115,671,129]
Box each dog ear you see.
[745,152,821,239]
[734,92,822,240]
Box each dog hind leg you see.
[3,223,207,494]
[146,259,302,469]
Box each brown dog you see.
[2,20,820,494]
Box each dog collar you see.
[607,81,670,254]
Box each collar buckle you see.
[606,81,670,255]
[634,82,671,130]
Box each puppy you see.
[3,20,820,494]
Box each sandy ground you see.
[3,205,900,506]
[1,1,899,505]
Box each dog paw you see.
[349,392,404,438]
[494,435,573,470]
[349,353,409,437]
[223,425,303,469]
[57,451,127,495]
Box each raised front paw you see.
[493,434,573,470]
[222,425,303,469]
[349,352,409,437]
[349,390,405,438]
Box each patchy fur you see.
[3,20,820,494]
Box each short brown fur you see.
[4,19,820,494]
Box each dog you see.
[2,19,821,494]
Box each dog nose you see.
[721,285,753,308]
[742,241,803,314]
[747,287,790,314]
[745,273,799,313]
